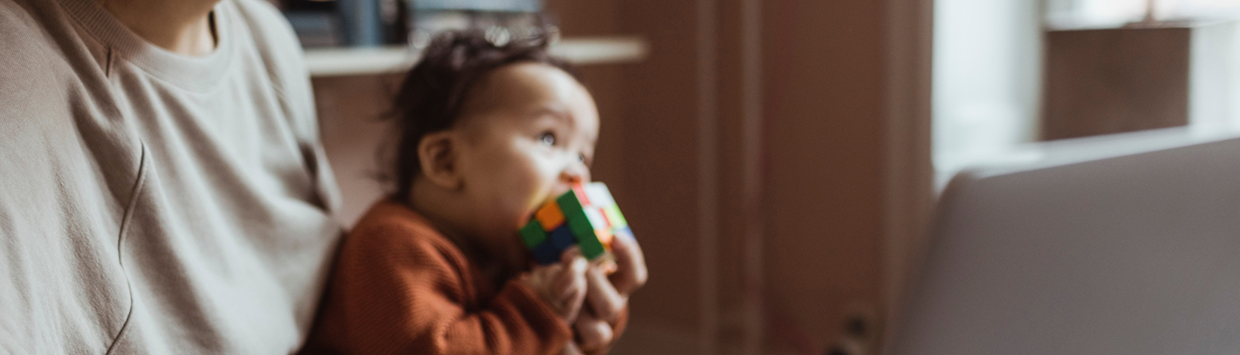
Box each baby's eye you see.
[538,132,556,146]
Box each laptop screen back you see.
[887,128,1240,355]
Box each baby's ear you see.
[417,131,463,190]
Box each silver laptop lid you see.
[888,128,1240,355]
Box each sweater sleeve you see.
[331,224,573,355]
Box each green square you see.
[565,215,593,239]
[577,233,607,259]
[558,192,594,237]
[556,190,586,216]
[519,220,547,249]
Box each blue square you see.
[615,226,633,240]
[532,241,560,265]
[549,225,576,251]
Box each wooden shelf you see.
[305,36,649,77]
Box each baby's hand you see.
[558,341,584,355]
[521,248,589,323]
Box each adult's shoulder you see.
[0,0,50,43]
[228,0,316,127]
[231,0,305,67]
[0,0,63,91]
[0,0,81,130]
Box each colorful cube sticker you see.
[603,205,627,229]
[549,225,576,250]
[519,220,547,248]
[571,184,591,205]
[595,228,614,251]
[584,207,610,231]
[577,233,607,259]
[531,241,560,265]
[534,201,565,231]
[584,183,615,207]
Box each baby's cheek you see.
[500,167,549,222]
[498,143,564,219]
[517,176,553,215]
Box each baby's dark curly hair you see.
[383,30,578,200]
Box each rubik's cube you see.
[519,182,631,265]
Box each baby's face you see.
[454,63,599,246]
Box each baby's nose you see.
[559,162,591,185]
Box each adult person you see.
[0,0,645,352]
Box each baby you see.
[302,31,637,354]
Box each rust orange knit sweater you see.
[301,200,625,355]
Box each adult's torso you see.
[0,0,342,352]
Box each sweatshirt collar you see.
[58,0,237,92]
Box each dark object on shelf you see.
[1042,22,1234,140]
[413,0,540,12]
[285,11,343,48]
[283,0,552,49]
[285,0,335,11]
[380,0,409,45]
[284,0,345,48]
[338,0,382,46]
[284,0,407,47]
[406,0,548,49]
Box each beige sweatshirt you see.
[0,0,343,353]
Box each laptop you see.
[887,127,1240,355]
